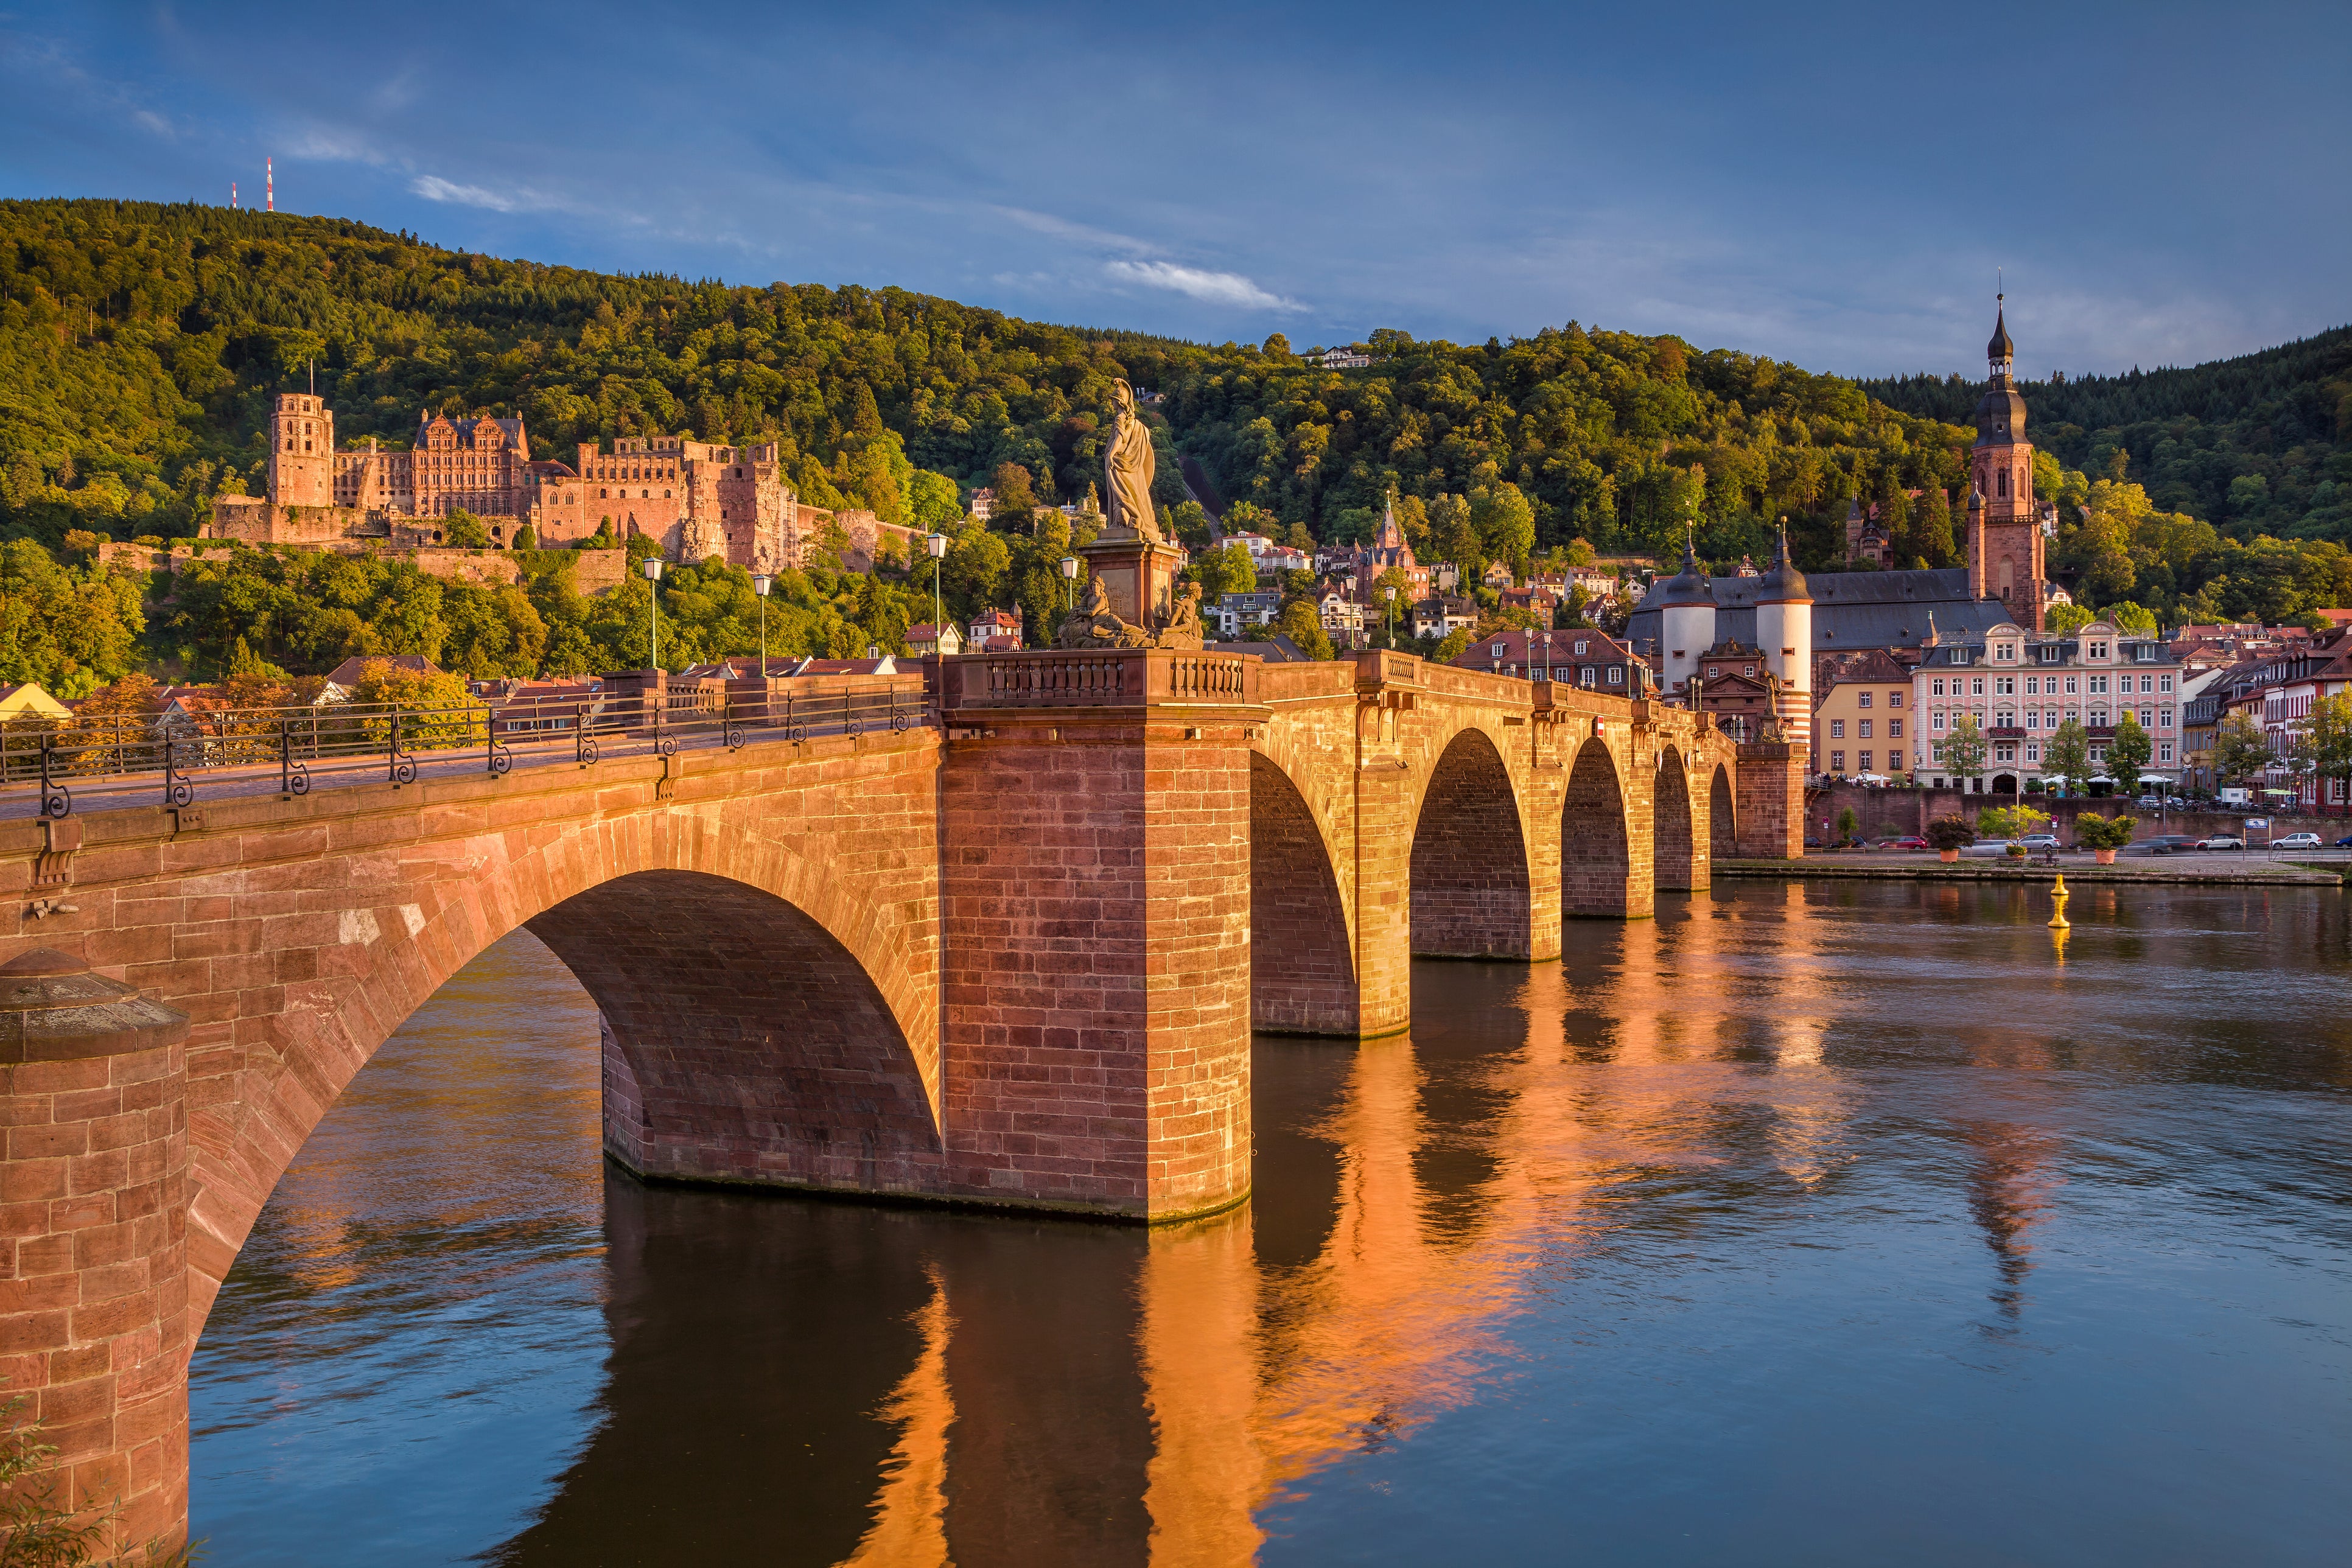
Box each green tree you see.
[2106,711,2153,791]
[2073,811,2138,851]
[1197,541,1257,600]
[1471,482,1537,579]
[1273,599,1334,660]
[1941,713,1989,786]
[989,462,1037,527]
[2042,717,2093,795]
[2044,603,2093,634]
[2213,710,2271,789]
[907,470,963,531]
[1429,493,1482,582]
[441,512,491,548]
[2296,691,2352,811]
[2107,601,2158,637]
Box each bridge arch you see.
[1561,737,1634,919]
[187,796,940,1340]
[1410,727,1532,959]
[1654,745,1698,891]
[1709,762,1737,861]
[1249,752,1358,1034]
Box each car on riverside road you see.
[1878,835,1928,851]
[2198,835,2245,851]
[2020,833,2059,852]
[2137,835,2200,855]
[1960,839,2020,857]
[2336,835,2352,849]
[2272,831,2323,850]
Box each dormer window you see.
[1996,643,2015,661]
[2088,641,2108,660]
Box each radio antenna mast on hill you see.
[230,183,237,209]
[267,158,274,212]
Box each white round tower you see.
[1752,527,1814,761]
[1655,540,1717,703]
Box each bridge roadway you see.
[0,646,1804,1552]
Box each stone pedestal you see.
[1079,526,1185,634]
[1735,740,1808,858]
[0,950,191,1556]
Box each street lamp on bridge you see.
[1060,554,1079,615]
[926,531,949,641]
[753,572,772,677]
[642,556,663,670]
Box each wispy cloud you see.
[411,174,583,216]
[1104,260,1303,313]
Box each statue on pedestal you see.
[1103,380,1161,543]
[1057,574,1152,649]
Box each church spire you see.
[1987,292,2015,382]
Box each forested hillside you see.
[2,196,2348,686]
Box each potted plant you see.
[2074,811,2138,865]
[1927,814,1975,863]
[1978,804,2051,860]
[1835,806,1860,850]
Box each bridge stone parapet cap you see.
[939,648,1259,709]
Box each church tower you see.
[1965,302,2046,630]
[266,393,335,510]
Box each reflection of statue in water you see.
[1057,574,1150,649]
[1104,380,1161,543]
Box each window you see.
[1831,751,1846,772]
[1997,643,2015,661]
[2160,743,2174,763]
[2139,709,2153,727]
[2025,677,2039,695]
[1580,667,1597,687]
[1830,719,1845,738]
[1744,665,1756,677]
[2065,677,2079,695]
[1858,691,1873,708]
[1859,719,1874,738]
[2159,675,2174,693]
[1933,712,1947,732]
[2091,710,2108,728]
[2026,710,2040,730]
[1932,678,1946,697]
[1606,667,1623,684]
[1888,719,1903,738]
[1708,666,1720,677]
[1889,691,1904,709]
[1997,710,2015,729]
[1995,677,2015,696]
[2089,675,2108,695]
[2089,642,2108,660]
[2160,709,2173,730]
[1492,643,1507,657]
[1859,751,1874,771]
[2137,674,2152,693]
[1573,640,1588,655]
[1971,677,1986,696]
[1996,743,2016,762]
[2026,743,2042,762]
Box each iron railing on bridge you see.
[0,679,927,820]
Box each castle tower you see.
[1655,536,1717,701]
[1752,527,1813,761]
[1967,302,2046,630]
[267,393,335,509]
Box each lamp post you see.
[1060,555,1079,614]
[1383,584,1397,648]
[926,531,949,640]
[752,572,772,677]
[642,556,663,670]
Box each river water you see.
[189,881,2352,1566]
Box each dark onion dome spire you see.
[1757,526,1810,603]
[1973,301,2028,446]
[1657,534,1715,606]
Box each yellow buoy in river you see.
[2047,873,2071,929]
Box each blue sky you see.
[4,1,2346,377]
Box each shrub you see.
[1925,814,1976,851]
[2074,811,2138,850]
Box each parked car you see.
[2137,835,2200,855]
[2198,835,2245,851]
[2272,831,2323,850]
[2135,794,2165,810]
[1960,839,2019,858]
[2335,835,2352,849]
[2020,833,2059,851]
[1881,835,1928,851]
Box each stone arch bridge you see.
[0,648,1800,1549]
